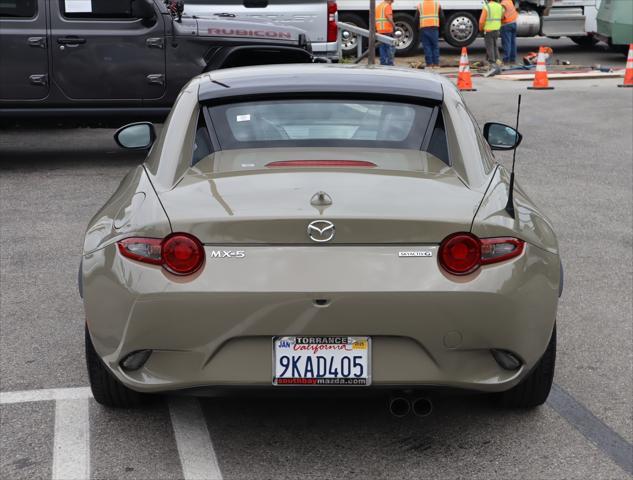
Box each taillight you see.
[438,233,524,276]
[327,0,338,42]
[266,160,376,168]
[117,233,205,276]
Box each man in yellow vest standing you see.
[415,0,444,68]
[375,0,396,65]
[479,0,504,69]
[500,0,519,64]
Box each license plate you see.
[273,336,371,386]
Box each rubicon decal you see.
[207,28,293,40]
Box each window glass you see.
[60,0,137,18]
[208,99,433,151]
[0,0,37,18]
[427,111,450,166]
[192,113,213,166]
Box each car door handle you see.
[57,37,86,46]
[146,74,165,86]
[28,37,46,48]
[146,37,164,49]
[29,74,49,86]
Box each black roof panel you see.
[198,64,444,103]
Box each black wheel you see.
[339,13,368,58]
[569,35,599,47]
[444,11,478,48]
[85,325,146,408]
[497,325,556,408]
[393,13,418,56]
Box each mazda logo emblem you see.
[307,220,335,243]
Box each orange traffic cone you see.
[457,47,476,91]
[618,44,633,88]
[528,46,554,90]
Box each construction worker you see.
[415,0,444,68]
[500,0,519,64]
[375,0,396,65]
[479,0,504,69]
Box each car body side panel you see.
[440,83,496,192]
[144,76,202,191]
[471,165,559,255]
[83,242,559,393]
[82,165,172,255]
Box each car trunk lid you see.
[158,148,484,244]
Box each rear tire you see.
[339,13,368,58]
[85,325,146,408]
[444,11,478,47]
[393,13,418,56]
[497,324,556,408]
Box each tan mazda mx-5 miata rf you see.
[81,65,561,414]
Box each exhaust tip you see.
[388,397,411,417]
[412,397,433,417]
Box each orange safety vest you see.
[501,0,518,24]
[417,0,440,28]
[375,2,394,34]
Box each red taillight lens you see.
[439,233,481,275]
[162,233,204,275]
[327,0,338,42]
[439,233,524,276]
[117,233,204,276]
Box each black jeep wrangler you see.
[0,0,313,122]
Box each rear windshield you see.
[206,99,434,150]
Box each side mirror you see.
[114,122,156,150]
[483,122,523,151]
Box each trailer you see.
[337,0,599,56]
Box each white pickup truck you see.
[184,0,339,60]
[337,0,600,56]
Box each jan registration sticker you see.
[273,336,370,386]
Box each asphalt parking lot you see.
[1,72,632,479]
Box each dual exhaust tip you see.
[389,396,433,418]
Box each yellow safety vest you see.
[375,2,394,34]
[418,0,440,28]
[484,2,503,31]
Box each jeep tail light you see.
[117,233,204,276]
[327,1,338,43]
[438,233,524,276]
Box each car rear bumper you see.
[83,243,559,394]
[311,41,339,60]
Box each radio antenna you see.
[505,94,522,219]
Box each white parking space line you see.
[0,387,92,404]
[169,397,223,480]
[52,397,90,480]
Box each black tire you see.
[569,35,599,47]
[339,13,368,58]
[85,325,146,408]
[497,325,556,408]
[444,11,478,48]
[393,13,418,56]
